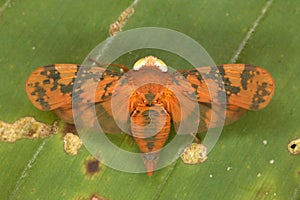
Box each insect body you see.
[26,56,275,176]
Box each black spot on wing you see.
[217,65,241,97]
[43,79,50,84]
[181,69,204,82]
[73,68,122,103]
[60,77,75,95]
[40,65,78,95]
[30,82,50,110]
[40,67,61,91]
[240,65,255,90]
[99,81,114,101]
[250,82,270,110]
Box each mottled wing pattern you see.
[26,64,124,131]
[26,64,79,111]
[180,64,275,110]
[171,64,275,132]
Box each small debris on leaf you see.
[288,138,300,155]
[180,143,207,164]
[0,117,57,142]
[109,7,134,36]
[262,140,268,145]
[63,133,82,155]
[226,166,233,171]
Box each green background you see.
[0,0,299,199]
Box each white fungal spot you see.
[226,166,232,171]
[263,140,268,145]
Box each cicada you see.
[26,56,275,176]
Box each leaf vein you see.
[230,0,274,63]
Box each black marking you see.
[229,86,240,94]
[40,65,76,96]
[73,68,122,103]
[43,79,50,85]
[101,92,112,101]
[72,88,84,104]
[250,82,270,110]
[241,65,255,90]
[181,69,203,81]
[104,82,113,90]
[191,83,198,90]
[145,92,155,104]
[31,82,50,110]
[146,142,155,151]
[100,82,114,101]
[60,77,75,94]
[40,67,61,91]
[217,65,241,98]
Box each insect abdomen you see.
[130,105,171,175]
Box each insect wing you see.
[26,64,125,133]
[179,64,275,110]
[26,64,80,111]
[171,64,275,133]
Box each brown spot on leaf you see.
[83,156,102,179]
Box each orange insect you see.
[26,56,275,176]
